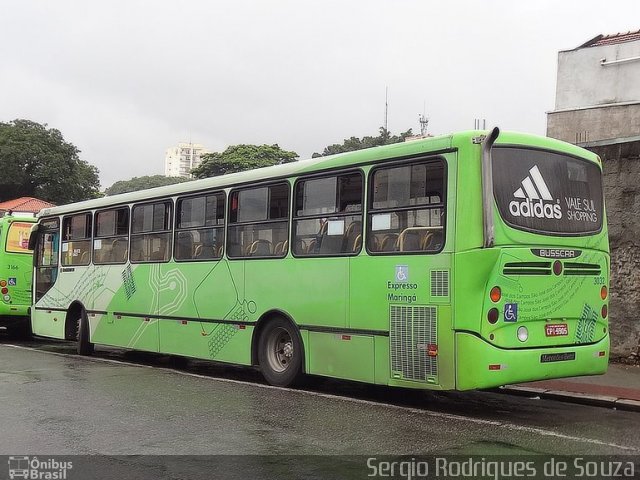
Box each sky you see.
[1,0,639,188]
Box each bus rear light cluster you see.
[490,286,501,303]
[487,308,499,324]
[601,286,608,300]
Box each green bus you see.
[29,129,609,390]
[0,213,36,337]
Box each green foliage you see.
[105,175,191,196]
[0,119,101,204]
[312,127,414,158]
[192,144,298,179]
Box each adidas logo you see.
[508,165,562,220]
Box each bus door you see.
[31,218,62,337]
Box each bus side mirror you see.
[28,225,39,251]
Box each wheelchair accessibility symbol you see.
[395,265,409,283]
[504,303,518,322]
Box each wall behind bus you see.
[593,141,640,359]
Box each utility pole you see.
[384,87,389,132]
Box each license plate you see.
[545,323,568,337]
[541,352,576,363]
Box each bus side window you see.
[94,207,129,265]
[368,160,445,254]
[292,171,363,257]
[61,213,92,266]
[227,183,289,259]
[175,192,225,262]
[130,201,172,263]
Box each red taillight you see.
[601,285,608,300]
[553,260,563,276]
[488,308,499,324]
[490,286,501,303]
[602,304,608,318]
[1,287,7,295]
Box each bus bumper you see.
[455,331,609,391]
[0,304,31,328]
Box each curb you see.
[498,386,640,412]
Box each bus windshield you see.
[5,222,34,253]
[492,147,603,235]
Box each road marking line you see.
[3,343,638,452]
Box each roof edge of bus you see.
[36,132,457,217]
[37,129,593,218]
[491,130,600,162]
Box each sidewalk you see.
[501,364,640,412]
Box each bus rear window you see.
[492,147,603,235]
[5,222,34,253]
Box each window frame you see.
[366,156,447,256]
[491,144,604,237]
[4,221,35,254]
[93,206,131,265]
[61,212,93,266]
[174,191,226,262]
[226,181,291,260]
[130,199,174,264]
[291,168,365,258]
[35,217,61,268]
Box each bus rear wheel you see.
[76,310,94,356]
[258,317,303,387]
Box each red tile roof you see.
[0,197,55,214]
[579,30,640,48]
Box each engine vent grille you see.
[564,263,601,276]
[503,261,551,276]
[390,305,437,382]
[430,270,449,297]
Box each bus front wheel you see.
[77,310,94,356]
[258,317,303,387]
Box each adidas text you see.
[509,198,562,219]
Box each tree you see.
[312,127,414,157]
[0,119,101,204]
[105,175,191,195]
[191,144,298,179]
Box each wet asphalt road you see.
[0,336,639,458]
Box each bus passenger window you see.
[227,183,289,259]
[94,207,129,264]
[292,171,363,256]
[61,213,92,266]
[368,161,445,254]
[130,201,172,263]
[175,193,224,261]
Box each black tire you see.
[77,310,94,356]
[258,317,303,387]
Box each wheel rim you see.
[266,327,294,373]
